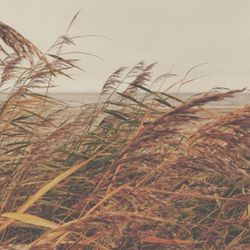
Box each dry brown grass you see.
[0,17,249,250]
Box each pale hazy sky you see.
[1,0,250,92]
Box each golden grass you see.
[0,17,249,250]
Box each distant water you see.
[0,92,248,109]
[49,92,250,109]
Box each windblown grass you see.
[0,17,249,250]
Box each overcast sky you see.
[1,0,250,92]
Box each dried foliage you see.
[0,19,249,250]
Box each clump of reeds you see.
[0,17,249,250]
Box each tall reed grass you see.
[0,17,249,249]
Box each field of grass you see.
[0,17,249,249]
